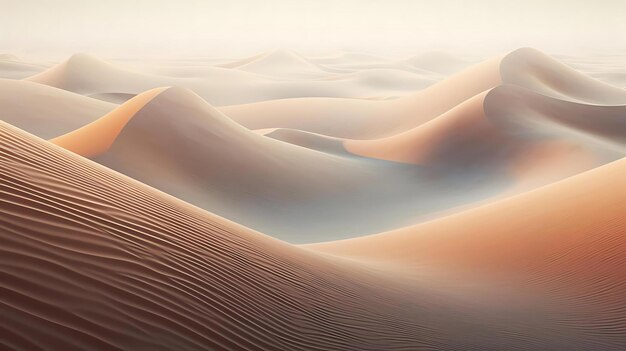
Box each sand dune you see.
[0,78,116,138]
[50,87,167,157]
[346,84,626,184]
[306,157,626,344]
[25,53,438,105]
[222,53,502,138]
[50,86,430,242]
[51,85,582,242]
[48,63,626,242]
[0,54,48,79]
[223,48,626,139]
[231,50,334,78]
[2,120,625,350]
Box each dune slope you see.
[222,48,626,139]
[25,53,435,106]
[0,78,116,138]
[2,121,626,350]
[51,87,434,242]
[307,157,626,347]
[345,84,626,186]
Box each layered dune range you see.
[1,121,625,350]
[24,51,437,105]
[39,48,626,242]
[1,46,625,350]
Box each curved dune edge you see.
[2,121,626,349]
[343,81,625,176]
[344,90,489,164]
[220,48,626,139]
[305,157,626,326]
[49,87,167,157]
[0,78,117,139]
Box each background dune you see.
[0,78,116,138]
[25,52,438,105]
[1,38,625,350]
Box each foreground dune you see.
[306,157,626,342]
[1,121,625,350]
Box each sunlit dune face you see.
[50,87,167,157]
[1,1,626,348]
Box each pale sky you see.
[2,0,625,59]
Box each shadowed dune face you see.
[50,87,167,157]
[2,47,625,349]
[220,55,503,139]
[2,122,626,350]
[43,48,626,243]
[46,84,582,243]
[0,79,116,138]
[23,52,437,106]
[306,158,626,343]
[345,84,625,183]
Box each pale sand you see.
[50,87,167,157]
[222,48,626,139]
[306,155,626,301]
[0,78,116,138]
[44,50,626,242]
[24,52,437,105]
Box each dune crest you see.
[2,120,626,349]
[50,87,167,157]
[222,48,626,139]
[345,84,626,182]
[0,78,116,138]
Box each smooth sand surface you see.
[345,84,625,178]
[221,48,626,139]
[44,50,626,242]
[306,157,626,327]
[220,54,503,139]
[0,78,116,138]
[50,87,167,157]
[2,121,625,350]
[24,52,437,105]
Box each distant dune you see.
[24,52,436,105]
[0,78,116,138]
[222,48,626,139]
[346,84,625,182]
[1,46,625,350]
[0,54,47,79]
[232,50,333,78]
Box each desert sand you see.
[0,45,625,350]
[2,121,625,350]
[0,78,116,138]
[38,49,626,243]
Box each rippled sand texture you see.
[0,46,625,350]
[1,122,625,350]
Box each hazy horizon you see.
[2,0,626,60]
